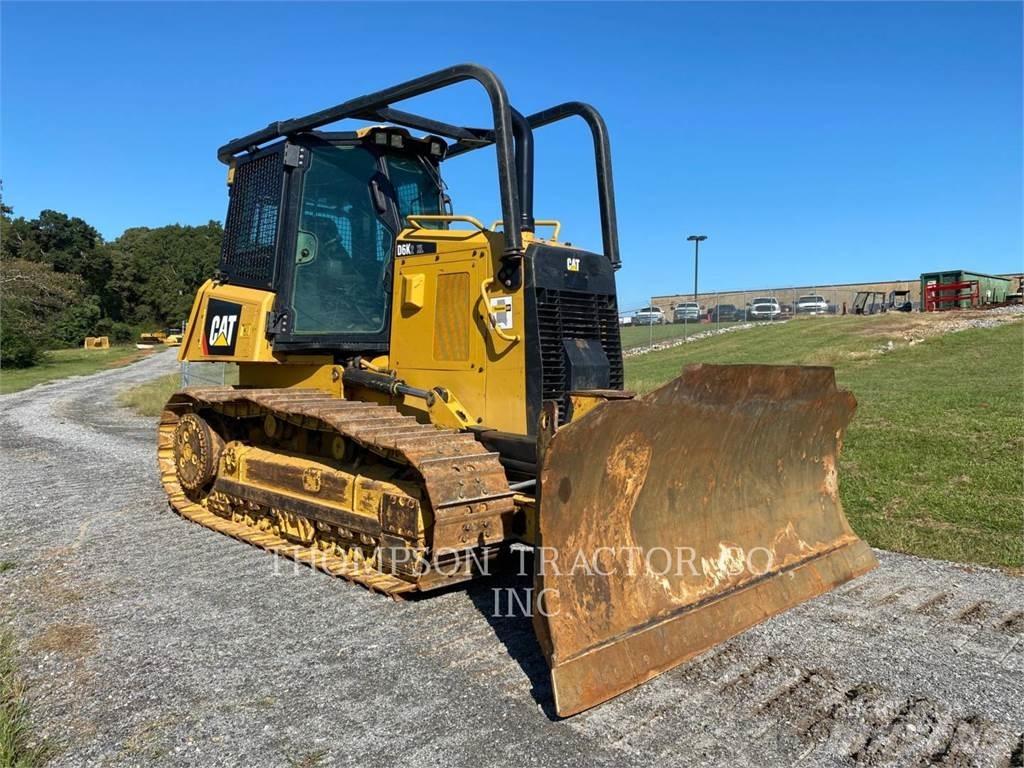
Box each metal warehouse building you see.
[651,272,1023,315]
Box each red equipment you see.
[924,280,979,312]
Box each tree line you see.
[1,198,222,367]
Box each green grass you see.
[117,374,180,417]
[117,364,238,417]
[625,315,1024,570]
[626,315,910,391]
[0,347,158,395]
[0,629,48,768]
[620,320,743,350]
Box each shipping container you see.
[919,270,1011,310]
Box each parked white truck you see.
[634,306,667,325]
[795,294,829,315]
[748,297,782,321]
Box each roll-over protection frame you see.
[216,63,620,275]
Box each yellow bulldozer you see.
[159,64,876,717]
[139,327,184,347]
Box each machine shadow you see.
[462,552,560,720]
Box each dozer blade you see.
[533,364,877,717]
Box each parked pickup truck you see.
[633,306,667,326]
[672,302,701,322]
[748,297,781,321]
[709,303,742,322]
[795,294,829,315]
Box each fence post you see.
[649,296,654,347]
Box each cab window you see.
[386,155,443,225]
[291,145,393,335]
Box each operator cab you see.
[218,128,448,354]
[209,64,625,436]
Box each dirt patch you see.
[846,309,1024,362]
[117,714,179,761]
[30,623,97,658]
[23,573,83,609]
[881,497,906,518]
[105,351,154,368]
[14,549,91,610]
[906,516,996,537]
[851,316,931,337]
[996,611,1024,636]
[892,309,1023,343]
[915,591,952,617]
[955,601,994,626]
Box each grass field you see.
[117,363,238,417]
[0,347,158,395]
[619,320,746,350]
[626,314,1024,570]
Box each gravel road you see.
[1,352,1022,767]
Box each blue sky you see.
[2,2,1021,309]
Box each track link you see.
[158,387,516,597]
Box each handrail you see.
[479,279,520,344]
[490,219,561,241]
[406,214,486,232]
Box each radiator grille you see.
[535,288,623,423]
[433,272,470,361]
[219,151,285,287]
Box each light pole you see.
[687,235,707,301]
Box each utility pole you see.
[687,235,707,301]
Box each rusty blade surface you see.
[533,364,878,717]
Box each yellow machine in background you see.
[139,328,183,348]
[139,330,167,345]
[160,64,875,717]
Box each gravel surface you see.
[1,351,1022,767]
[898,306,1024,339]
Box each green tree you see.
[107,222,222,326]
[7,209,108,289]
[0,258,84,367]
[0,199,33,262]
[1,190,224,365]
[1,201,113,348]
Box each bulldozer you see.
[159,64,877,717]
[139,326,184,348]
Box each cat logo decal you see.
[202,299,242,356]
